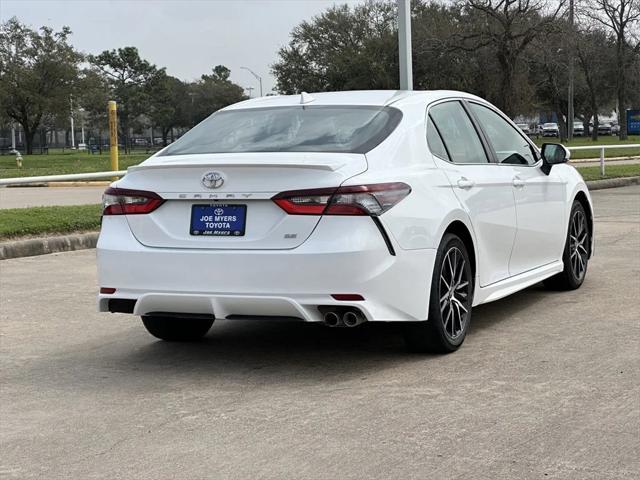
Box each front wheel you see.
[544,200,590,290]
[404,233,474,353]
[141,315,214,341]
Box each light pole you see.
[398,0,413,90]
[567,0,575,141]
[241,66,263,97]
[69,94,76,149]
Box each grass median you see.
[0,204,102,240]
[0,151,150,179]
[575,163,640,181]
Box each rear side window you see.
[426,115,449,161]
[160,105,402,155]
[429,102,488,164]
[469,103,537,165]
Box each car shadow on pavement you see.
[106,283,550,379]
[11,283,554,391]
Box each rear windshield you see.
[160,105,402,156]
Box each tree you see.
[88,47,164,151]
[190,65,246,125]
[575,27,616,140]
[76,68,110,149]
[456,0,567,117]
[272,2,398,93]
[0,18,82,153]
[583,0,640,139]
[148,73,190,146]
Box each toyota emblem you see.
[202,171,224,189]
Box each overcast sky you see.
[0,0,362,94]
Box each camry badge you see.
[202,171,225,189]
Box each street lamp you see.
[240,66,263,97]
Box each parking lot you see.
[1,185,638,479]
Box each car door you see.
[428,100,518,287]
[467,102,567,276]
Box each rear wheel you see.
[544,200,590,290]
[404,233,473,353]
[141,315,214,341]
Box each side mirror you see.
[540,143,570,175]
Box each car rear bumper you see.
[97,216,436,322]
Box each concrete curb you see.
[0,232,98,260]
[586,176,639,190]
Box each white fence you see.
[0,170,127,187]
[0,144,639,187]
[567,144,640,176]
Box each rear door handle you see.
[457,177,474,190]
[513,176,525,188]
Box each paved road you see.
[0,186,104,209]
[1,186,638,479]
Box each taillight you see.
[273,183,411,216]
[102,187,164,215]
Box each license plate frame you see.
[190,204,247,236]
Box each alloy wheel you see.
[569,209,589,280]
[439,247,470,340]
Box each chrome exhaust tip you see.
[343,310,365,327]
[324,311,341,327]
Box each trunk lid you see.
[118,152,367,249]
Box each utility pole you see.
[241,67,263,97]
[70,94,76,149]
[567,0,575,141]
[398,0,413,90]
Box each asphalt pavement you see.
[0,185,638,479]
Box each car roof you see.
[222,90,487,110]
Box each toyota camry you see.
[97,90,593,352]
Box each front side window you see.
[470,103,537,165]
[160,106,402,156]
[429,101,489,164]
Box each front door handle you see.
[457,177,475,190]
[513,176,525,188]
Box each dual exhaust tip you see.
[322,308,366,328]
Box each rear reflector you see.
[273,182,411,216]
[331,294,365,301]
[102,187,164,215]
[100,287,116,294]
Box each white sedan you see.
[97,90,593,353]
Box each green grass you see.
[575,163,640,181]
[0,204,102,240]
[533,135,640,160]
[0,151,150,179]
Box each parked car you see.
[97,90,593,353]
[611,124,620,135]
[516,123,531,135]
[573,122,585,137]
[598,123,612,135]
[542,122,560,137]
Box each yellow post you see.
[108,101,119,174]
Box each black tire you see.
[141,315,214,341]
[403,233,474,353]
[544,200,590,291]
